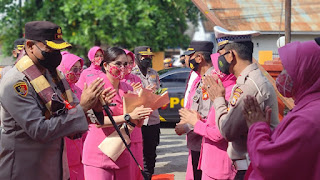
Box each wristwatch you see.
[124,113,136,127]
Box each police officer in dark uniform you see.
[131,46,160,180]
[0,21,107,180]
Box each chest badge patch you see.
[14,82,28,97]
[230,87,243,106]
[202,87,209,100]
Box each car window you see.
[160,72,189,88]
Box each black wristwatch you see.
[124,113,136,127]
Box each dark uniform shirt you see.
[0,66,88,180]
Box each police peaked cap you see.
[184,41,214,55]
[25,21,71,50]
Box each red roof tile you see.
[197,0,320,32]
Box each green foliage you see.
[0,0,199,62]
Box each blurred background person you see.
[163,58,173,69]
[76,46,105,90]
[122,48,144,180]
[180,55,186,67]
[58,51,85,180]
[12,38,25,59]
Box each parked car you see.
[158,67,191,123]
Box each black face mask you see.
[34,44,62,72]
[218,52,231,75]
[189,58,199,72]
[140,58,152,69]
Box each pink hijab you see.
[122,49,141,84]
[278,40,320,106]
[88,46,103,64]
[211,53,237,96]
[123,49,135,66]
[58,51,84,72]
[76,46,106,90]
[58,51,84,99]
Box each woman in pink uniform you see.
[180,53,237,180]
[243,39,320,180]
[82,47,153,180]
[58,51,85,180]
[76,46,106,90]
[122,49,144,180]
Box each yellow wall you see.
[258,51,273,64]
[152,51,165,71]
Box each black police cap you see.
[13,38,25,50]
[134,46,154,55]
[183,41,214,55]
[25,21,71,50]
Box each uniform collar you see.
[236,63,258,85]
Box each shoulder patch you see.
[230,87,243,106]
[150,74,156,79]
[14,82,28,97]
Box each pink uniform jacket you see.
[76,46,106,90]
[58,51,85,180]
[185,73,201,180]
[122,73,143,143]
[122,49,144,180]
[82,77,133,170]
[193,53,237,179]
[247,40,320,180]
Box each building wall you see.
[152,51,165,71]
[252,34,319,60]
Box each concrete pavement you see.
[154,127,188,180]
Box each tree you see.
[0,0,199,62]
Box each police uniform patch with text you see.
[14,82,28,97]
[230,87,243,106]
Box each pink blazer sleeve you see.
[193,81,235,142]
[193,108,224,142]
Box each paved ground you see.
[154,124,188,180]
